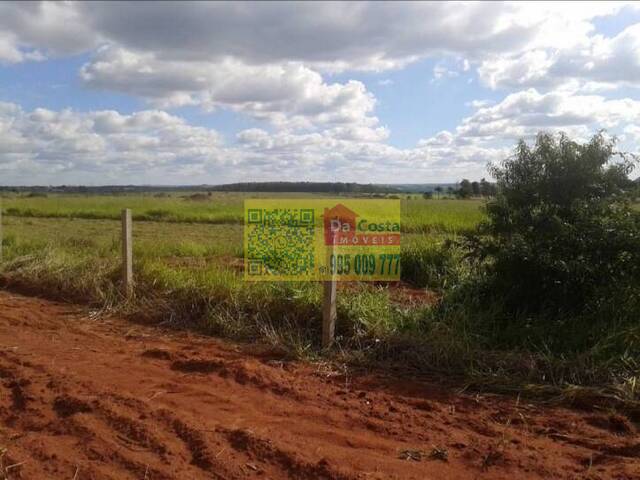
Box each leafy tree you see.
[422,191,433,199]
[471,181,480,196]
[434,186,443,199]
[457,179,473,198]
[468,132,640,316]
[479,178,497,197]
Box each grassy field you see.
[0,192,480,292]
[0,193,485,233]
[0,195,459,359]
[1,192,246,224]
[0,192,480,353]
[1,193,638,406]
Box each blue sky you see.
[327,59,494,149]
[0,2,639,185]
[0,54,143,113]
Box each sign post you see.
[121,209,133,295]
[322,248,337,348]
[0,201,3,263]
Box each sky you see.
[0,1,639,186]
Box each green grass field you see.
[0,193,485,233]
[0,195,467,295]
[1,192,637,404]
[0,192,482,289]
[0,195,454,361]
[0,192,480,357]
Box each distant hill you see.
[209,182,398,193]
[381,183,458,193]
[0,182,400,195]
[0,182,457,194]
[0,185,209,194]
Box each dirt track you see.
[0,291,638,479]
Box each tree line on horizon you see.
[423,178,498,199]
[0,182,400,195]
[209,181,398,193]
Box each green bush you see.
[467,132,640,319]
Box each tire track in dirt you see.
[0,348,209,479]
[0,290,639,479]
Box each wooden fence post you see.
[0,202,3,263]
[322,278,337,348]
[322,239,337,348]
[121,209,133,294]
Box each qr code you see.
[246,208,315,277]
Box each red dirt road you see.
[0,291,638,479]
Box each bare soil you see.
[0,290,638,479]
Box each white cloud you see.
[234,126,496,182]
[432,57,472,81]
[1,92,637,185]
[1,2,633,72]
[623,124,640,143]
[466,99,494,109]
[479,22,640,91]
[454,89,640,142]
[0,101,498,184]
[73,2,545,71]
[433,64,459,81]
[79,2,636,74]
[0,103,229,184]
[0,2,96,63]
[80,46,379,131]
[0,31,43,63]
[412,88,640,174]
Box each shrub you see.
[467,132,640,318]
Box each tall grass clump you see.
[401,237,465,290]
[0,243,120,304]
